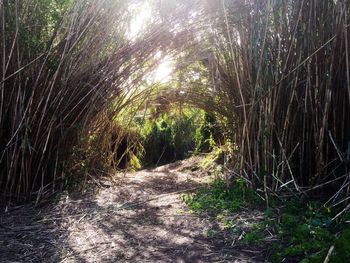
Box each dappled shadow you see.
[0,204,66,262]
[0,158,268,262]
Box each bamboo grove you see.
[190,0,350,200]
[161,0,350,201]
[1,0,350,204]
[0,0,193,198]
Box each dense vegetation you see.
[111,106,221,168]
[182,174,350,262]
[139,108,203,166]
[2,0,349,199]
[1,0,349,260]
[0,0,194,197]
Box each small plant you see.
[129,153,142,170]
[181,176,350,263]
[200,147,225,169]
[181,178,258,214]
[269,200,350,263]
[242,231,265,245]
[332,228,350,262]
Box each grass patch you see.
[181,177,350,262]
[181,178,259,214]
[268,200,350,263]
[242,231,265,245]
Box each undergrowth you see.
[140,111,194,165]
[181,177,258,213]
[268,200,350,263]
[124,106,223,167]
[181,176,350,263]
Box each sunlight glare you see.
[128,2,152,39]
[153,57,174,83]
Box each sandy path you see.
[0,157,266,262]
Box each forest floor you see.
[0,157,269,263]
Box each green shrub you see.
[195,113,218,153]
[181,177,350,263]
[201,147,225,168]
[270,200,341,263]
[140,107,204,166]
[331,228,350,263]
[141,118,175,165]
[181,178,258,214]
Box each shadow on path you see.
[0,157,266,263]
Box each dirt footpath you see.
[0,157,267,263]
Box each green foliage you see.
[242,231,265,245]
[129,153,142,170]
[10,0,72,52]
[139,107,204,166]
[181,178,258,214]
[332,228,350,262]
[143,117,175,165]
[195,113,218,153]
[200,147,225,168]
[181,178,350,263]
[268,200,350,263]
